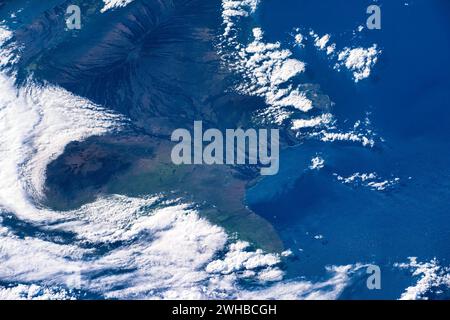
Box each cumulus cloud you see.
[336,45,380,82]
[293,32,304,47]
[291,113,333,130]
[334,172,400,191]
[304,29,380,82]
[316,131,375,147]
[233,27,311,120]
[220,0,381,153]
[309,31,336,55]
[0,24,20,68]
[313,33,331,51]
[101,0,135,13]
[0,284,74,300]
[395,258,450,300]
[206,241,280,275]
[221,0,260,38]
[219,2,338,131]
[310,156,325,170]
[238,265,357,300]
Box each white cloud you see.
[238,265,357,300]
[326,44,336,55]
[309,32,336,55]
[220,1,380,152]
[222,25,320,125]
[334,172,400,191]
[291,113,333,130]
[0,73,124,222]
[0,24,20,68]
[395,258,450,300]
[219,4,326,126]
[318,131,375,147]
[233,27,311,117]
[314,34,331,51]
[257,268,284,282]
[221,0,260,38]
[101,0,135,13]
[206,241,280,275]
[337,45,380,82]
[310,156,325,170]
[294,33,304,47]
[307,29,380,82]
[0,284,74,300]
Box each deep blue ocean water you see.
[247,0,450,299]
